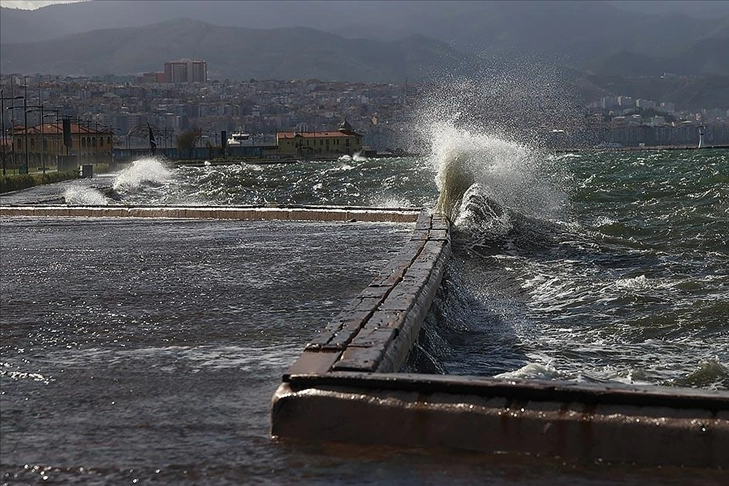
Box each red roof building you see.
[276,120,363,158]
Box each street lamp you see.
[0,90,25,175]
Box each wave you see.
[493,362,561,381]
[672,359,729,390]
[430,123,565,221]
[429,124,567,258]
[112,157,172,192]
[338,152,367,162]
[63,185,110,206]
[449,182,566,257]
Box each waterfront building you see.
[10,122,113,170]
[276,119,363,158]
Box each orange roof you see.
[277,130,361,139]
[12,123,111,135]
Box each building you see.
[136,72,166,84]
[163,59,208,84]
[276,119,363,158]
[11,121,113,170]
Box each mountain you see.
[606,1,729,20]
[2,0,728,76]
[1,0,728,108]
[584,34,729,77]
[0,18,479,83]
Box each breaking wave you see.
[428,123,567,258]
[112,157,172,192]
[63,186,110,206]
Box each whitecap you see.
[615,275,650,290]
[63,186,109,206]
[112,157,172,191]
[494,362,560,380]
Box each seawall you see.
[0,204,421,223]
[268,208,728,468]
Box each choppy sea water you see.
[1,138,728,483]
[426,145,728,389]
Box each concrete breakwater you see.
[279,210,451,378]
[0,204,422,223]
[2,204,727,468]
[268,209,728,469]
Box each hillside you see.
[2,0,729,78]
[2,2,729,110]
[0,18,479,83]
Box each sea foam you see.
[112,157,172,192]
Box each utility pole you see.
[6,99,29,174]
[1,90,25,175]
[27,105,46,173]
[43,109,61,170]
[23,78,28,174]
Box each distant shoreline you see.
[555,144,729,153]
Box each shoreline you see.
[555,144,729,153]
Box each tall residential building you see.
[163,59,208,84]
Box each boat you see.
[227,132,254,147]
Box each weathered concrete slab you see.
[272,373,729,468]
[282,351,342,381]
[0,205,422,223]
[281,209,451,376]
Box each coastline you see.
[555,144,729,153]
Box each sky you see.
[0,0,85,9]
[3,0,728,19]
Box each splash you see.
[338,152,367,163]
[63,185,109,206]
[673,359,729,390]
[494,362,561,381]
[112,157,172,192]
[408,59,579,226]
[429,122,565,225]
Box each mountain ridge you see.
[0,18,481,83]
[2,2,728,109]
[2,0,728,71]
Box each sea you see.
[1,129,727,484]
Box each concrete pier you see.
[269,207,729,468]
[288,211,450,376]
[3,203,727,468]
[0,204,422,223]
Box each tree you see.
[176,129,202,160]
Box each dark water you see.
[428,147,728,389]
[1,143,728,483]
[0,218,418,484]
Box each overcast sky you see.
[2,0,728,19]
[0,0,84,9]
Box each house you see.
[276,119,363,158]
[11,121,113,170]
